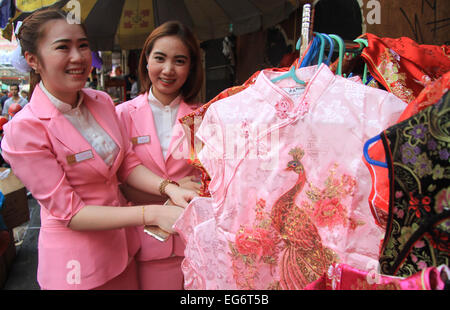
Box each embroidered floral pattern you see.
[229,147,339,290]
[235,226,277,258]
[404,114,428,146]
[379,92,450,277]
[376,48,415,103]
[312,198,347,228]
[408,193,431,218]
[301,164,358,229]
[229,199,281,290]
[435,188,450,214]
[400,143,420,165]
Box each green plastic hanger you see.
[271,37,306,84]
[313,32,325,65]
[354,38,369,84]
[329,34,344,76]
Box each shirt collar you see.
[39,81,84,113]
[254,64,334,112]
[148,87,181,109]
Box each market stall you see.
[0,0,448,293]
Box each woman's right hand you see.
[147,204,184,234]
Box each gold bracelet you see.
[142,206,146,226]
[159,179,179,196]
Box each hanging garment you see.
[365,73,450,229]
[174,64,407,290]
[375,91,450,277]
[304,263,449,290]
[398,71,450,122]
[179,66,290,197]
[361,33,450,104]
[180,63,364,197]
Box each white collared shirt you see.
[148,88,181,159]
[40,81,119,167]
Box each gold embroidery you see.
[301,164,361,229]
[349,278,402,290]
[230,147,344,290]
[377,48,415,103]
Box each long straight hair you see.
[138,21,203,103]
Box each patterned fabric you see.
[180,61,366,198]
[179,66,290,197]
[365,72,450,229]
[361,33,450,104]
[398,71,450,122]
[304,263,449,290]
[378,91,450,277]
[174,64,407,290]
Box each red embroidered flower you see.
[235,227,276,258]
[408,193,431,218]
[313,197,347,228]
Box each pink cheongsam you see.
[175,64,407,289]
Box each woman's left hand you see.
[178,175,202,192]
[165,183,198,208]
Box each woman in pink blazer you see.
[116,21,203,290]
[1,9,196,290]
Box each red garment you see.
[279,52,298,68]
[365,72,450,229]
[398,70,450,121]
[361,33,450,104]
[304,263,448,290]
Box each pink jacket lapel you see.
[165,101,197,162]
[129,95,166,173]
[30,85,111,179]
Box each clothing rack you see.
[299,3,314,57]
[298,2,365,57]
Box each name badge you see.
[131,135,151,145]
[67,150,94,165]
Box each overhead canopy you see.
[8,0,301,50]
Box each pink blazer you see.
[116,93,201,261]
[1,85,142,290]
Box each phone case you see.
[143,225,171,242]
[143,199,173,242]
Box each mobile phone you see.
[143,199,173,242]
[143,225,171,242]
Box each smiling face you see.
[25,19,92,105]
[146,35,191,105]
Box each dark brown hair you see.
[17,8,88,98]
[138,21,203,103]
